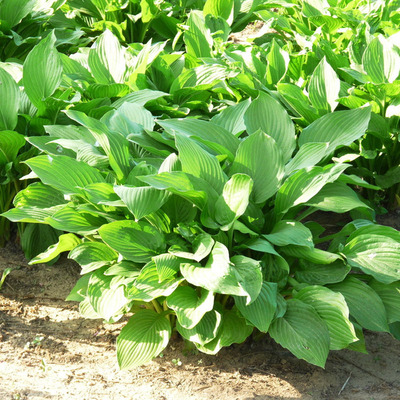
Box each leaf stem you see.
[152,299,163,314]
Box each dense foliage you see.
[1,0,400,369]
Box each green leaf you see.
[362,36,400,84]
[44,207,106,235]
[88,270,130,321]
[308,57,340,114]
[66,274,90,302]
[29,233,82,265]
[99,220,165,263]
[139,172,216,210]
[181,242,262,304]
[88,29,126,84]
[203,0,233,21]
[169,233,215,262]
[235,282,277,332]
[266,39,289,87]
[69,242,119,274]
[328,277,389,332]
[278,83,317,124]
[20,224,59,261]
[230,130,284,204]
[305,182,370,213]
[112,89,168,108]
[117,309,171,369]
[264,220,313,248]
[25,155,105,196]
[282,246,342,265]
[295,261,350,285]
[343,234,400,284]
[0,68,19,130]
[294,286,357,350]
[215,174,253,230]
[23,31,62,109]
[211,99,250,136]
[285,142,329,175]
[158,118,239,159]
[175,134,226,193]
[298,107,371,153]
[369,279,400,324]
[153,253,182,281]
[0,131,25,166]
[275,163,349,216]
[195,310,253,354]
[0,0,36,29]
[114,185,170,220]
[127,262,183,301]
[184,11,213,59]
[177,309,222,346]
[244,92,296,162]
[269,299,330,368]
[167,287,214,329]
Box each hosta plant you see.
[5,92,400,369]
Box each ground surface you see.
[1,213,400,400]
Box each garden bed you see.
[1,212,400,400]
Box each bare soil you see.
[1,213,400,400]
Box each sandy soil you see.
[1,214,400,400]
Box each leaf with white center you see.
[195,310,253,354]
[294,286,357,350]
[69,242,119,274]
[88,29,126,84]
[30,234,82,265]
[180,242,262,303]
[117,309,171,370]
[328,276,389,332]
[285,142,329,175]
[167,287,214,329]
[342,234,400,284]
[88,270,130,321]
[269,299,330,368]
[114,185,170,220]
[175,134,226,193]
[235,282,277,332]
[275,163,349,216]
[25,155,105,196]
[244,92,296,162]
[99,220,165,263]
[369,279,400,324]
[308,57,340,114]
[127,262,183,301]
[215,174,253,230]
[177,309,222,346]
[23,31,62,109]
[0,68,19,130]
[264,220,313,248]
[305,182,370,213]
[230,130,284,204]
[298,107,371,154]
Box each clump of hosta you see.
[4,94,400,370]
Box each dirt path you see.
[1,240,400,400]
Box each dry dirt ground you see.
[1,214,400,400]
